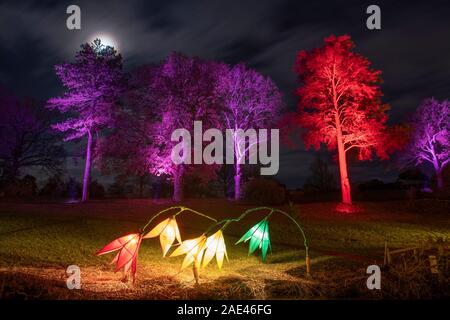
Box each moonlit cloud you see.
[89,33,120,51]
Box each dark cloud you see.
[1,0,449,188]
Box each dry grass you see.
[0,198,449,299]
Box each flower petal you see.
[236,223,258,244]
[97,233,139,255]
[172,219,182,244]
[143,218,170,239]
[181,253,195,270]
[202,232,219,268]
[115,235,141,271]
[216,233,227,269]
[171,236,203,257]
[261,222,270,262]
[160,222,176,256]
[131,258,138,282]
[248,234,260,255]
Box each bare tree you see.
[0,87,64,183]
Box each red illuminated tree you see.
[294,35,390,207]
[48,39,125,202]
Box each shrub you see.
[90,180,105,199]
[0,175,38,198]
[39,175,66,197]
[242,177,286,205]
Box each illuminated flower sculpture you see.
[170,231,229,283]
[236,219,271,262]
[171,235,207,283]
[203,230,228,269]
[170,235,207,270]
[96,233,143,281]
[96,206,309,284]
[143,217,182,256]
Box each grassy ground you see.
[0,198,449,299]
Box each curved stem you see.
[273,209,309,255]
[219,207,274,226]
[141,206,183,233]
[178,207,218,223]
[270,208,310,276]
[141,206,217,234]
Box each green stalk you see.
[141,206,217,234]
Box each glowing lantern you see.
[143,217,182,256]
[94,205,311,284]
[236,219,271,262]
[170,235,207,270]
[96,233,142,281]
[203,230,228,269]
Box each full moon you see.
[89,34,119,51]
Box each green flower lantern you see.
[236,218,271,261]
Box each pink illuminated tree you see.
[147,53,225,201]
[404,98,450,189]
[220,63,283,200]
[47,39,124,202]
[294,35,390,208]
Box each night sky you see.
[1,0,450,188]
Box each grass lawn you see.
[0,198,449,299]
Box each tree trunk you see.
[224,178,228,198]
[234,163,241,201]
[139,175,144,198]
[436,169,444,189]
[81,130,92,202]
[173,165,184,202]
[332,66,352,205]
[336,137,352,204]
[335,113,351,204]
[10,161,19,182]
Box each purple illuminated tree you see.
[147,52,225,201]
[47,39,124,202]
[220,63,282,200]
[404,98,450,189]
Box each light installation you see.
[236,218,271,262]
[143,217,182,256]
[96,233,143,282]
[96,206,310,283]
